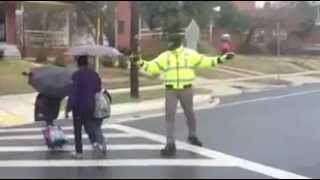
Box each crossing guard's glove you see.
[218,52,235,64]
[130,54,144,67]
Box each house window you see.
[118,20,125,34]
[316,7,320,26]
[0,11,5,42]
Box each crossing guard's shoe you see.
[160,143,177,156]
[188,136,203,147]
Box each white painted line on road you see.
[112,89,320,124]
[218,89,320,108]
[0,126,114,133]
[0,159,230,167]
[109,124,309,179]
[0,133,136,140]
[0,144,165,152]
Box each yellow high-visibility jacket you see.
[140,46,227,90]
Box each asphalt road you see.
[1,84,320,179]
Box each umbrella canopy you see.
[65,45,122,57]
[27,66,75,98]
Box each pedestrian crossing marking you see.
[0,144,164,152]
[109,124,310,179]
[0,125,114,133]
[0,133,136,140]
[0,123,310,179]
[0,159,230,167]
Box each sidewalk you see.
[2,71,320,127]
[0,92,213,127]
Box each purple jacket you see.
[68,67,101,114]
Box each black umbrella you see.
[24,66,75,98]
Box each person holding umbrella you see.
[65,44,119,158]
[24,67,71,127]
[66,55,106,159]
[23,66,74,149]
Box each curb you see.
[110,94,214,116]
[0,93,216,128]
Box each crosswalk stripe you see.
[0,126,114,133]
[0,144,165,152]
[0,159,230,167]
[108,124,310,179]
[0,133,136,140]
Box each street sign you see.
[185,20,200,50]
[273,29,287,41]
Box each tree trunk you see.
[241,27,256,53]
[245,27,256,48]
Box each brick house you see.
[0,1,72,58]
[0,1,16,45]
[115,1,256,55]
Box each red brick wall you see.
[115,1,251,55]
[5,3,16,44]
[301,29,320,44]
[25,47,68,58]
[138,28,244,57]
[141,37,167,58]
[232,1,256,13]
[116,1,132,50]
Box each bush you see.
[36,50,48,63]
[118,56,129,69]
[53,54,69,67]
[0,49,4,60]
[101,56,115,67]
[239,43,269,55]
[198,40,218,56]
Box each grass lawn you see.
[196,55,314,79]
[100,67,131,79]
[284,56,320,71]
[100,67,162,89]
[0,60,35,95]
[224,55,306,74]
[103,79,162,90]
[196,68,241,79]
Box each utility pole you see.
[276,22,281,57]
[20,2,25,58]
[276,22,281,80]
[209,15,213,44]
[209,6,221,45]
[130,1,140,98]
[95,3,102,73]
